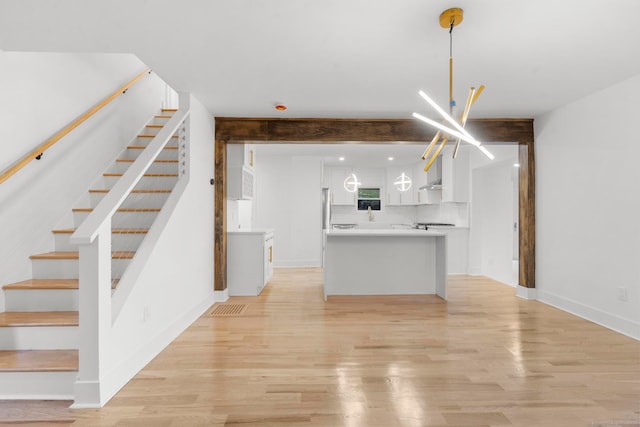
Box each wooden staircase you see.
[0,109,179,400]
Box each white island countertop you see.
[228,228,274,235]
[325,229,445,237]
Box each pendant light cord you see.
[449,20,455,115]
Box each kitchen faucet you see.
[367,206,375,222]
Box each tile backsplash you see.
[330,202,469,227]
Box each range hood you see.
[419,178,442,190]
[418,155,443,190]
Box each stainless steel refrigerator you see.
[321,188,331,266]
[322,188,331,230]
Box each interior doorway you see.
[214,117,535,293]
[469,145,519,286]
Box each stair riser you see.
[55,233,146,252]
[4,290,78,311]
[140,126,166,136]
[151,116,172,126]
[102,175,178,190]
[90,192,170,209]
[0,371,76,400]
[125,148,178,160]
[31,258,131,280]
[0,326,78,350]
[73,211,159,228]
[133,139,180,149]
[111,161,179,175]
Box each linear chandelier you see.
[413,7,494,173]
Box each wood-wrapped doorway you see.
[214,118,534,293]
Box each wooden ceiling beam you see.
[215,117,533,144]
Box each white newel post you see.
[72,219,112,408]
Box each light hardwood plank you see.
[0,350,77,372]
[29,251,135,260]
[0,311,78,327]
[116,159,178,163]
[2,279,118,290]
[0,269,637,426]
[52,229,149,234]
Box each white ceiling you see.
[2,0,640,120]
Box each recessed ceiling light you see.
[339,157,345,161]
[388,157,394,161]
[514,163,521,168]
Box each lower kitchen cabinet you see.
[227,229,274,296]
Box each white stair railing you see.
[69,94,190,407]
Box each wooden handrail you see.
[0,68,152,185]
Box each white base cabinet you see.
[227,230,274,296]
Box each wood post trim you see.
[213,117,535,291]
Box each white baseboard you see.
[73,294,215,408]
[214,288,229,302]
[537,289,640,341]
[516,286,537,300]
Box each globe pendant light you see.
[413,7,494,173]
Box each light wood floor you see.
[1,269,638,426]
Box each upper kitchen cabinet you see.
[327,167,357,205]
[441,146,470,203]
[227,144,255,169]
[227,144,255,200]
[386,166,414,206]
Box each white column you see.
[72,219,112,408]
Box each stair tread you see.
[161,108,177,112]
[29,251,135,260]
[117,159,178,163]
[3,279,118,290]
[103,173,178,177]
[127,145,178,149]
[136,134,179,138]
[0,350,78,372]
[145,124,164,128]
[53,228,149,234]
[89,189,172,193]
[0,311,78,327]
[72,208,161,213]
[154,115,172,119]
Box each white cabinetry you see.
[227,144,255,200]
[227,144,255,168]
[442,146,469,202]
[228,230,274,296]
[386,166,414,206]
[327,167,356,205]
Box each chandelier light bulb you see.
[343,173,361,193]
[418,90,475,142]
[394,173,412,192]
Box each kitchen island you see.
[323,229,447,300]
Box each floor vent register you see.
[205,304,249,317]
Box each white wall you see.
[535,73,640,339]
[0,52,165,310]
[254,155,323,267]
[101,93,215,404]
